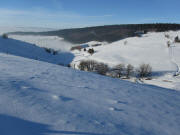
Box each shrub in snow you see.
[174,36,180,43]
[137,63,152,78]
[126,64,134,78]
[67,64,71,68]
[167,41,171,48]
[165,34,170,39]
[124,41,128,45]
[43,48,58,55]
[113,64,125,78]
[2,33,8,39]
[44,48,52,53]
[88,48,95,55]
[53,50,58,55]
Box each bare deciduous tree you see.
[138,64,152,78]
[126,64,134,78]
[95,63,109,75]
[114,64,125,78]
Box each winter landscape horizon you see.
[0,0,180,135]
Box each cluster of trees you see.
[78,60,152,78]
[78,60,108,75]
[111,64,134,78]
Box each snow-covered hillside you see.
[0,53,179,135]
[73,31,180,71]
[0,36,74,65]
[0,26,75,52]
[9,35,74,51]
[72,31,180,90]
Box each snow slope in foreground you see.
[0,53,179,135]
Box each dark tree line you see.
[9,23,180,44]
[78,60,152,78]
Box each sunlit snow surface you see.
[0,27,179,135]
[72,31,180,90]
[9,35,74,51]
[0,26,75,51]
[0,53,179,135]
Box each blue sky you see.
[0,0,180,28]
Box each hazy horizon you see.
[0,0,180,29]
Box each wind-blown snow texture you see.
[0,53,179,135]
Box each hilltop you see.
[9,23,180,44]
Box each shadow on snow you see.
[0,114,109,135]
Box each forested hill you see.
[8,23,180,44]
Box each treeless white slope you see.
[9,35,74,51]
[0,53,179,135]
[0,37,74,65]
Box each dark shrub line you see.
[77,60,152,79]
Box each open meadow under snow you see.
[9,35,74,51]
[0,26,75,51]
[2,27,180,90]
[72,31,180,90]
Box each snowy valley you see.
[71,31,180,91]
[0,27,179,135]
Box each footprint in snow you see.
[109,107,124,112]
[108,100,128,105]
[52,95,59,100]
[29,77,35,80]
[21,86,30,89]
[117,101,128,105]
[59,96,74,102]
[52,95,74,102]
